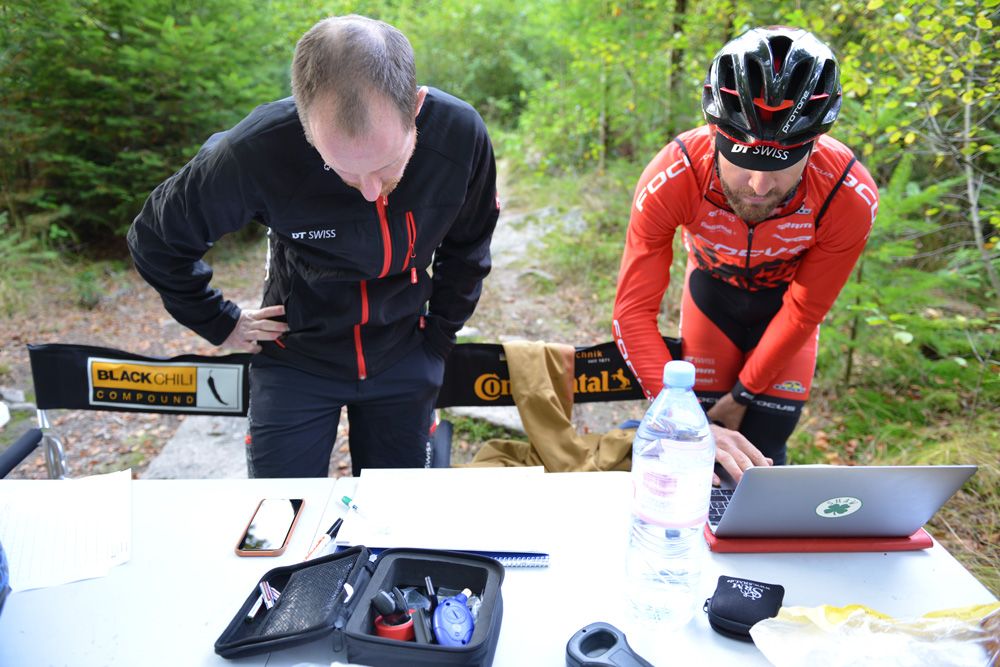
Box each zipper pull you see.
[410,267,418,284]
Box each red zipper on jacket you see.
[404,211,417,284]
[354,280,370,379]
[354,197,394,380]
[354,201,418,379]
[375,195,392,278]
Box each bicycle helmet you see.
[703,26,841,148]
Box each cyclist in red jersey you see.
[612,27,878,483]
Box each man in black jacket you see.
[128,15,499,477]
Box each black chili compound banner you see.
[88,357,244,413]
[28,344,251,416]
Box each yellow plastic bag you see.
[750,602,1000,667]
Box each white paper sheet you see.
[333,467,550,563]
[0,469,132,591]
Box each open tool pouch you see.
[703,575,784,642]
[214,546,505,667]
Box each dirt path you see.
[459,200,648,440]
[0,242,269,478]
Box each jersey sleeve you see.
[612,141,698,398]
[738,160,878,395]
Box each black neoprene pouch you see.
[702,575,784,641]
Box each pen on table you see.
[341,495,366,518]
[304,517,344,560]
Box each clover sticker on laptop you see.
[815,496,862,518]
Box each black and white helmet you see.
[702,26,841,148]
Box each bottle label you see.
[632,456,711,528]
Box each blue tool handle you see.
[565,622,654,667]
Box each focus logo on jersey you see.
[635,155,691,212]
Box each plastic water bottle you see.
[625,360,716,627]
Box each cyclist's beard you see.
[721,179,797,224]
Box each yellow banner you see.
[91,362,197,392]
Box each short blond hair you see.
[291,15,416,141]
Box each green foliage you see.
[399,2,539,126]
[511,0,710,172]
[0,0,296,248]
[532,161,636,311]
[0,211,59,315]
[831,0,1000,298]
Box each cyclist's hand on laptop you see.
[710,423,772,486]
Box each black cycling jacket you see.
[128,88,499,379]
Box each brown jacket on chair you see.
[467,340,634,471]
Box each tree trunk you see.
[961,98,1000,302]
[664,0,687,135]
[842,260,864,390]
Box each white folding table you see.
[0,472,994,666]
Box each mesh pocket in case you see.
[214,546,372,659]
[703,575,784,642]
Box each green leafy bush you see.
[1,0,294,247]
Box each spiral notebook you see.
[333,467,551,568]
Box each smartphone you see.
[235,498,305,557]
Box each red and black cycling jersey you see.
[613,125,878,399]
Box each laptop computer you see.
[708,464,977,538]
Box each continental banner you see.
[435,337,682,408]
[88,358,244,413]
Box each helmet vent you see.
[721,58,738,92]
[719,58,743,117]
[746,58,766,103]
[817,59,837,95]
[769,35,793,73]
[786,60,812,101]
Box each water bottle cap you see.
[662,360,696,388]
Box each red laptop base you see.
[703,524,933,553]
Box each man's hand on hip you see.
[222,306,288,353]
[709,421,772,486]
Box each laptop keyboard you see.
[709,488,734,526]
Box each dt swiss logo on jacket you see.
[290,228,337,240]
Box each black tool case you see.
[214,546,505,666]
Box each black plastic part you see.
[0,428,43,479]
[565,622,654,667]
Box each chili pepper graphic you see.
[207,372,228,405]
